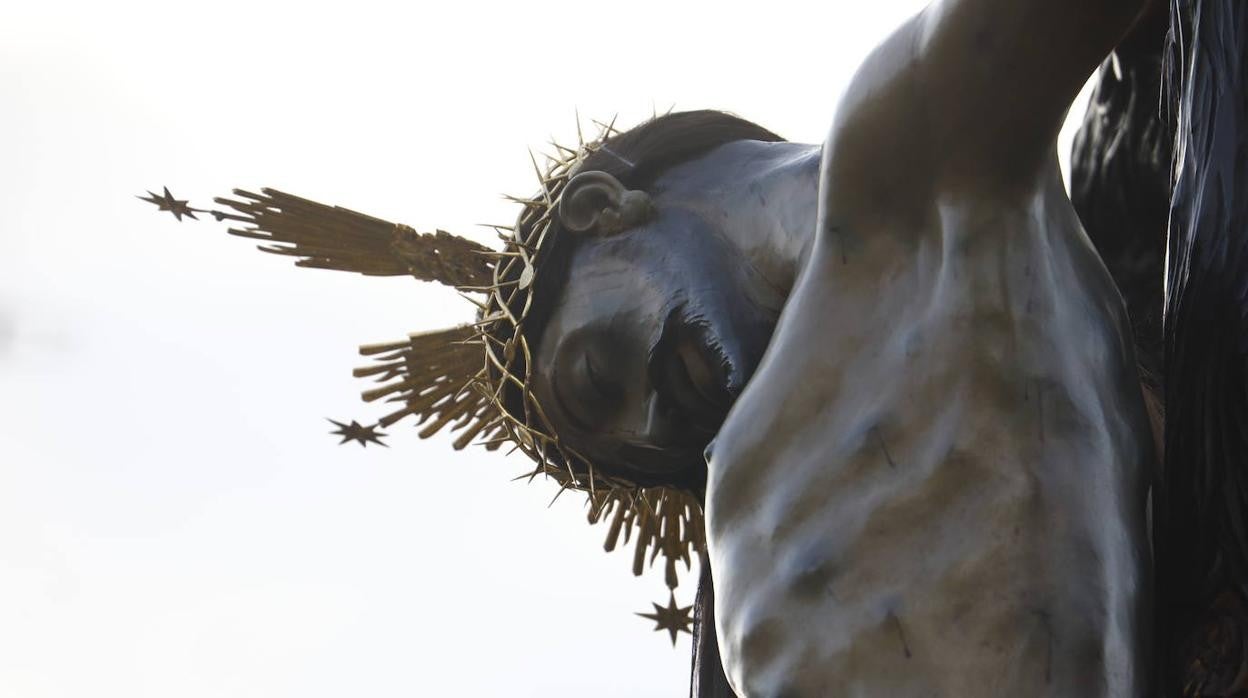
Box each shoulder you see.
[820,2,1085,218]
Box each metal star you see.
[138,186,206,221]
[328,419,388,448]
[636,592,693,645]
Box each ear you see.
[557,170,655,236]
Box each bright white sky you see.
[0,2,1094,696]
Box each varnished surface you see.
[706,7,1154,696]
[1160,1,1248,694]
[709,167,1153,697]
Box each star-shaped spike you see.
[327,418,388,448]
[137,186,207,221]
[636,592,693,645]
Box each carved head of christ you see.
[512,111,821,493]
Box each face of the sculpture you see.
[528,154,808,490]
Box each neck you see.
[654,140,823,299]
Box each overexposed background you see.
[0,2,1095,695]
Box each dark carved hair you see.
[1156,1,1248,693]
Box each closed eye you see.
[551,368,595,432]
[551,351,620,433]
[584,354,622,402]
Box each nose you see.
[645,392,665,436]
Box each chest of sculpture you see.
[707,164,1154,696]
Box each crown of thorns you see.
[197,116,703,637]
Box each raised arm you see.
[917,0,1149,182]
[825,0,1151,199]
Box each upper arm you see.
[824,0,1148,200]
[916,0,1147,182]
